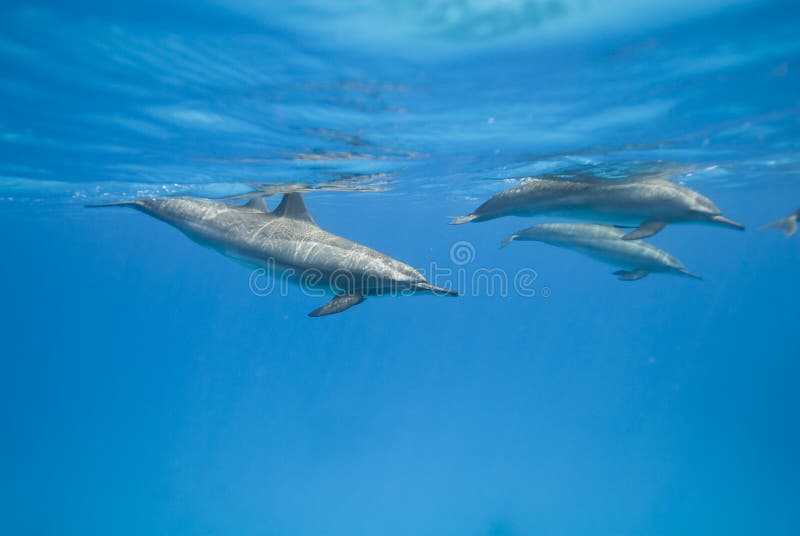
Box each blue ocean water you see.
[2,0,799,534]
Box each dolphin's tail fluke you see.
[499,234,518,248]
[710,214,745,230]
[86,200,141,209]
[759,214,797,237]
[413,282,459,296]
[449,214,477,225]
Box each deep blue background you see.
[1,1,799,534]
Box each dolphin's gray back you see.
[474,178,595,218]
[472,177,718,222]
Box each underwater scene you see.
[1,0,799,534]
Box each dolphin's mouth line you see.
[354,282,459,297]
[709,214,746,230]
[411,282,459,296]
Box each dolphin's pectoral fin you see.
[621,220,667,240]
[613,269,649,281]
[308,293,366,317]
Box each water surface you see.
[1,1,799,534]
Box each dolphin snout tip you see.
[711,214,745,230]
[680,269,703,280]
[450,214,477,225]
[499,234,517,248]
[414,282,459,296]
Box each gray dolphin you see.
[90,193,457,316]
[759,208,799,237]
[500,222,701,281]
[451,175,744,240]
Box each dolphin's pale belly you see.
[550,237,675,271]
[510,200,681,223]
[532,208,645,226]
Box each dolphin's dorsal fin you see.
[274,192,316,225]
[243,197,268,212]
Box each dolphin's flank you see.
[89,193,457,317]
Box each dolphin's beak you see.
[710,214,745,230]
[680,269,703,280]
[413,282,459,296]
